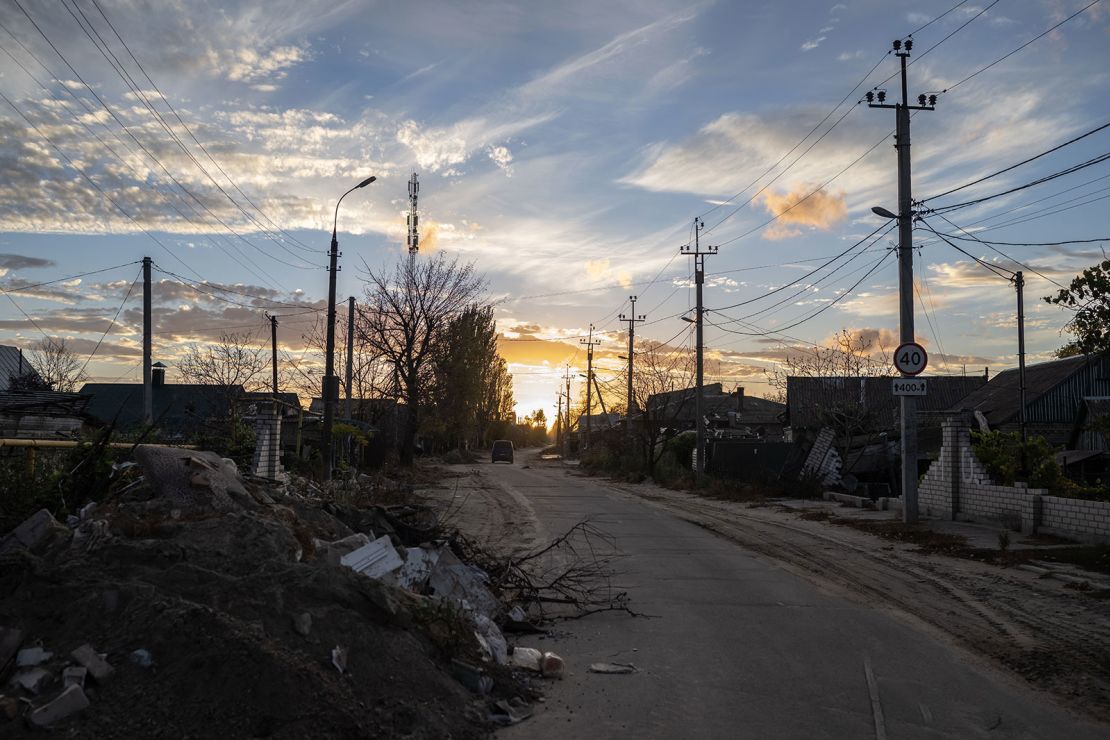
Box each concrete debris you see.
[292,612,312,637]
[62,666,87,688]
[507,605,526,623]
[79,502,97,520]
[129,649,153,668]
[331,645,348,675]
[397,545,440,591]
[16,647,52,667]
[133,446,247,512]
[12,667,50,694]
[70,644,114,683]
[428,548,501,618]
[30,684,89,727]
[0,509,59,556]
[509,647,542,672]
[588,662,638,674]
[540,652,564,679]
[72,519,111,552]
[489,697,533,726]
[313,533,371,567]
[340,535,404,581]
[473,615,508,665]
[0,627,22,673]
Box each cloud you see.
[759,185,847,240]
[0,254,55,271]
[801,37,827,51]
[486,145,514,175]
[585,259,611,281]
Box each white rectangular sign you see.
[892,378,927,396]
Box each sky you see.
[0,0,1108,423]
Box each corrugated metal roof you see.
[952,354,1109,426]
[787,375,987,430]
[0,391,89,415]
[79,382,240,431]
[0,346,41,390]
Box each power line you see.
[926,214,1067,288]
[0,261,141,293]
[77,265,142,377]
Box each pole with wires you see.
[866,38,935,523]
[681,218,717,482]
[580,326,601,451]
[142,256,152,427]
[619,296,645,441]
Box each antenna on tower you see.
[407,172,420,255]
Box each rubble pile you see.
[0,447,554,738]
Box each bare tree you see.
[178,332,269,391]
[301,307,392,413]
[27,337,87,392]
[632,341,696,475]
[359,253,486,465]
[764,328,890,402]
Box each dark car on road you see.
[491,439,514,464]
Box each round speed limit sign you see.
[894,342,928,376]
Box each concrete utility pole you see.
[867,38,934,523]
[564,365,572,459]
[142,256,152,426]
[619,295,645,439]
[270,313,279,405]
[681,218,717,481]
[555,390,563,450]
[580,325,601,451]
[345,297,356,421]
[1014,271,1027,443]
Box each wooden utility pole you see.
[867,38,935,523]
[270,313,279,406]
[142,256,152,426]
[564,365,572,459]
[619,295,645,440]
[345,296,356,421]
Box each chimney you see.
[151,361,166,387]
[735,386,745,413]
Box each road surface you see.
[440,454,1107,739]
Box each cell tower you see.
[407,172,419,255]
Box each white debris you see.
[16,647,52,667]
[397,546,440,591]
[340,535,404,581]
[473,615,508,665]
[510,647,543,672]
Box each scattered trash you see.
[30,684,89,727]
[79,502,97,521]
[70,644,114,683]
[63,666,87,688]
[313,533,371,567]
[540,651,564,679]
[473,615,508,665]
[340,535,404,581]
[450,659,494,695]
[12,667,51,694]
[588,662,638,674]
[489,697,533,726]
[16,647,52,667]
[428,548,501,618]
[129,649,154,668]
[397,545,440,590]
[291,612,312,637]
[331,645,348,674]
[510,647,543,672]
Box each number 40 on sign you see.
[894,342,928,376]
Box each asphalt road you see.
[485,456,1107,740]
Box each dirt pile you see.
[0,447,518,738]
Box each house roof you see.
[950,354,1098,425]
[307,396,398,416]
[0,346,41,390]
[79,382,242,431]
[787,375,987,430]
[0,390,89,416]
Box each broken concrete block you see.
[0,510,58,555]
[510,647,542,672]
[0,627,23,673]
[540,651,564,679]
[291,613,312,637]
[12,667,50,694]
[69,645,114,683]
[313,533,371,567]
[428,548,501,618]
[397,545,440,590]
[62,666,86,688]
[29,684,89,727]
[340,535,403,581]
[16,647,52,668]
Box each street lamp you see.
[871,206,897,220]
[322,175,376,481]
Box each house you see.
[1071,397,1110,452]
[952,353,1110,447]
[646,383,786,439]
[0,345,42,390]
[80,363,241,437]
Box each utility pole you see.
[867,38,935,523]
[1014,271,1027,443]
[681,218,717,481]
[619,295,645,440]
[580,325,601,451]
[564,365,572,459]
[270,313,279,406]
[555,390,563,451]
[142,256,152,426]
[345,297,356,421]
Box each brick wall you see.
[918,415,1110,542]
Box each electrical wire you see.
[928,213,1067,288]
[76,265,142,377]
[0,261,141,293]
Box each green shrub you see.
[971,430,1107,500]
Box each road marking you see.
[864,656,887,740]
